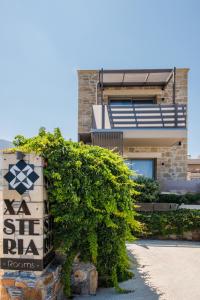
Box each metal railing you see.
[107,104,186,129]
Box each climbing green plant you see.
[13,128,140,296]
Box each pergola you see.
[98,68,176,103]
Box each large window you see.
[125,159,155,179]
[109,98,155,106]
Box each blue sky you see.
[0,0,199,156]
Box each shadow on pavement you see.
[74,248,162,300]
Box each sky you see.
[0,0,200,157]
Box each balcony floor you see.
[92,128,187,147]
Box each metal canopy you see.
[99,68,174,88]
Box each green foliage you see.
[134,176,160,203]
[135,210,200,238]
[13,128,140,296]
[158,193,200,204]
[131,175,200,204]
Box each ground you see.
[74,240,200,300]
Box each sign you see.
[0,153,54,271]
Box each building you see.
[78,68,188,183]
[188,158,200,180]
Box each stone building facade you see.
[187,158,200,180]
[78,68,188,183]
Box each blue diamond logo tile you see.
[4,160,39,195]
[28,171,39,183]
[15,160,27,170]
[4,172,15,183]
[15,183,27,195]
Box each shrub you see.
[158,193,183,204]
[132,175,200,204]
[134,176,160,203]
[13,128,140,295]
[158,193,200,204]
[135,210,200,238]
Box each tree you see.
[14,128,140,296]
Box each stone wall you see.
[151,230,200,241]
[187,159,200,180]
[124,138,187,180]
[78,70,99,134]
[0,261,63,300]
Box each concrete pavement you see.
[75,240,200,300]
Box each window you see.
[125,159,155,179]
[109,97,155,106]
[110,100,132,106]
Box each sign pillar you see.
[0,151,54,271]
[0,152,61,300]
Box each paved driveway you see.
[75,240,200,300]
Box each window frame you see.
[125,158,157,180]
[108,96,157,105]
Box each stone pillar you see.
[0,151,63,300]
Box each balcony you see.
[92,104,187,147]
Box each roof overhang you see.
[99,68,174,89]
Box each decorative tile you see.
[4,160,39,195]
